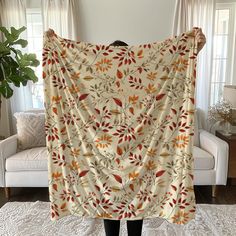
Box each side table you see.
[215,130,236,185]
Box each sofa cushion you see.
[6,147,48,172]
[193,146,214,170]
[5,146,214,172]
[14,112,46,150]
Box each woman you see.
[103,28,206,236]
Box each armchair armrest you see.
[199,129,229,185]
[0,134,18,187]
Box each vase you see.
[221,121,232,136]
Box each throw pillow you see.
[14,112,46,150]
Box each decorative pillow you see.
[14,112,46,150]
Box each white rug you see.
[0,201,236,236]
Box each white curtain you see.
[0,0,80,135]
[172,0,216,131]
[41,0,80,40]
[0,0,33,135]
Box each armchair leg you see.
[4,187,10,200]
[212,185,217,198]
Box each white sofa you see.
[0,109,229,199]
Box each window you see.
[26,9,44,108]
[210,3,236,106]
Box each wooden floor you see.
[0,184,236,208]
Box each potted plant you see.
[0,26,40,139]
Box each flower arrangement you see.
[207,98,234,134]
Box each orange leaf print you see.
[156,170,165,177]
[79,170,89,177]
[128,171,139,180]
[129,184,134,191]
[117,69,123,79]
[52,172,62,180]
[61,49,66,58]
[42,71,46,79]
[112,174,122,184]
[117,146,123,156]
[129,107,134,115]
[60,202,67,209]
[116,81,120,88]
[137,202,143,209]
[53,183,58,191]
[52,107,58,115]
[113,98,122,107]
[128,95,139,105]
[52,95,62,103]
[145,84,157,94]
[60,126,67,134]
[137,49,143,58]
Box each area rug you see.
[0,201,235,236]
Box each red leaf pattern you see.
[43,29,198,224]
[113,98,122,107]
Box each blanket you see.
[43,29,199,225]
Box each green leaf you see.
[14,39,28,48]
[21,67,38,83]
[0,27,11,40]
[0,26,27,46]
[21,79,28,86]
[26,53,36,60]
[11,26,26,37]
[10,26,27,42]
[8,75,21,87]
[0,63,5,81]
[0,81,13,98]
[18,53,40,67]
[0,26,39,99]
[31,59,40,67]
[0,44,10,56]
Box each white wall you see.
[78,0,176,45]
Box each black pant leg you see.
[126,219,143,236]
[103,219,121,236]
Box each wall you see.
[78,0,176,44]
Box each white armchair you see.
[194,129,229,196]
[0,108,229,199]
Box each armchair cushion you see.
[0,134,18,187]
[14,112,46,150]
[193,146,214,170]
[6,147,47,172]
[199,129,229,185]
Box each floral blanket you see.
[43,29,199,224]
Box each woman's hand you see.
[194,27,206,54]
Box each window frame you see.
[210,2,236,106]
[217,3,236,85]
[26,7,44,109]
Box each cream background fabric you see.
[43,29,199,224]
